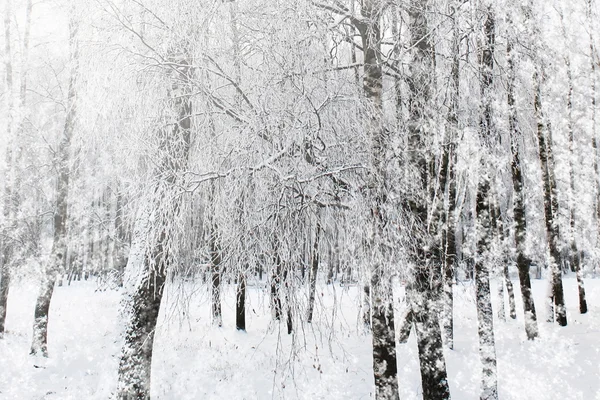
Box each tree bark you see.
[405,1,451,398]
[502,260,517,320]
[490,203,505,322]
[495,203,517,320]
[0,0,30,332]
[441,0,461,349]
[506,28,538,339]
[117,239,166,400]
[358,0,400,397]
[558,10,588,315]
[533,74,567,327]
[587,0,600,242]
[209,222,222,327]
[307,220,320,323]
[271,244,283,321]
[116,50,192,398]
[31,15,78,356]
[236,271,246,331]
[475,6,498,399]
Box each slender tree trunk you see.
[441,0,460,349]
[31,16,78,356]
[557,10,589,315]
[271,245,283,321]
[396,308,413,344]
[497,280,505,321]
[7,0,35,310]
[406,1,451,398]
[494,203,517,320]
[520,0,567,326]
[506,30,538,339]
[474,7,498,399]
[0,0,30,332]
[230,0,246,330]
[533,74,567,326]
[587,0,600,247]
[362,283,371,330]
[236,271,246,331]
[371,272,397,399]
[0,0,15,335]
[354,1,399,397]
[283,266,293,335]
[326,241,334,285]
[567,85,588,308]
[502,259,517,319]
[210,224,222,327]
[307,221,320,323]
[490,200,515,321]
[492,201,506,323]
[410,275,449,400]
[114,188,128,286]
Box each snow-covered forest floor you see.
[1,275,598,400]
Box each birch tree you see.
[31,12,79,357]
[404,0,451,398]
[116,47,193,398]
[474,2,498,398]
[505,6,539,340]
[0,0,15,334]
[557,6,588,315]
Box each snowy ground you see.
[0,276,598,400]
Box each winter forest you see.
[1,0,599,398]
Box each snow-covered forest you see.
[1,0,599,399]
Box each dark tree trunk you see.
[307,221,320,323]
[116,51,192,399]
[0,231,12,335]
[114,188,128,287]
[283,267,293,335]
[506,25,538,339]
[503,263,517,320]
[494,203,516,320]
[410,271,450,400]
[271,247,283,321]
[326,245,334,285]
[229,1,249,329]
[236,272,246,331]
[474,7,498,399]
[286,306,293,335]
[441,1,460,349]
[31,17,78,356]
[533,74,567,327]
[357,1,400,397]
[117,252,166,400]
[0,0,29,334]
[491,201,516,320]
[587,0,600,244]
[474,183,498,399]
[567,88,588,316]
[0,0,14,336]
[363,283,371,330]
[519,0,567,327]
[30,268,58,356]
[575,252,588,313]
[405,1,451,398]
[475,248,498,400]
[371,273,397,399]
